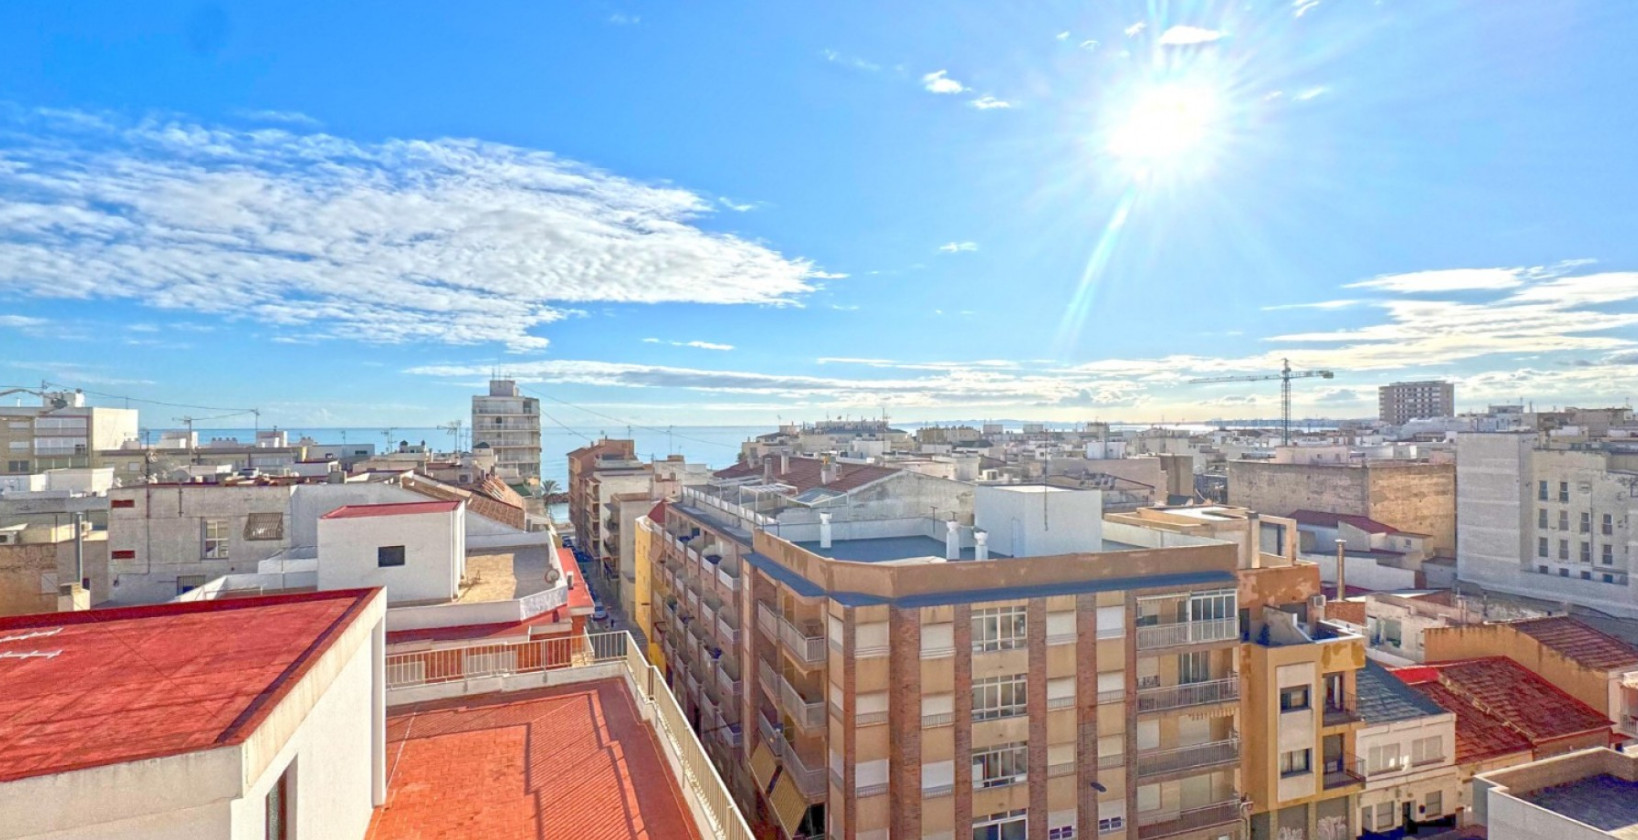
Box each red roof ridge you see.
[321,500,462,520]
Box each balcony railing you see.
[1322,692,1362,726]
[1136,618,1238,650]
[756,603,779,642]
[1136,676,1240,714]
[1323,754,1366,790]
[717,616,740,646]
[771,730,827,798]
[1137,800,1245,839]
[716,565,740,592]
[717,663,742,698]
[1136,737,1240,778]
[1098,688,1126,705]
[758,659,779,704]
[779,673,826,732]
[383,631,755,840]
[777,614,827,665]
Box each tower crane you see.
[1188,358,1335,446]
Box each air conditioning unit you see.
[0,532,16,545]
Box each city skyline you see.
[3,2,1638,427]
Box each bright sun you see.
[1106,83,1224,170]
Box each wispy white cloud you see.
[0,315,47,328]
[1294,86,1329,101]
[1261,299,1362,311]
[938,241,978,253]
[0,108,824,352]
[1080,40,1101,51]
[808,270,850,280]
[970,96,1014,110]
[607,12,640,25]
[1124,21,1147,37]
[1056,31,1070,41]
[1293,1,1321,18]
[643,338,735,351]
[1156,25,1224,45]
[232,109,321,127]
[718,196,760,212]
[922,70,968,94]
[1345,267,1533,294]
[820,49,881,72]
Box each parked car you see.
[592,603,609,623]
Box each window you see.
[1369,743,1402,774]
[176,575,208,595]
[974,809,1027,840]
[973,674,1028,721]
[1605,544,1616,565]
[972,606,1027,653]
[973,743,1029,789]
[1559,510,1570,531]
[1606,574,1617,584]
[1178,650,1211,684]
[245,512,284,541]
[110,498,135,509]
[1582,542,1592,563]
[1604,514,1614,536]
[1559,539,1570,560]
[1581,512,1592,534]
[1539,508,1549,529]
[1280,685,1311,711]
[1375,802,1396,831]
[1538,538,1549,558]
[1382,618,1403,647]
[1190,590,1236,623]
[1538,480,1549,501]
[1560,481,1570,502]
[1412,736,1442,766]
[1098,804,1126,835]
[1539,565,1550,574]
[1582,570,1592,580]
[1048,826,1075,840]
[202,518,229,559]
[1560,568,1570,577]
[1425,790,1444,817]
[266,762,292,840]
[1279,748,1312,777]
[378,545,407,567]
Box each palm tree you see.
[539,478,561,498]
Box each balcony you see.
[777,614,827,665]
[716,563,740,592]
[1136,737,1240,779]
[717,661,743,698]
[778,673,826,732]
[1137,800,1245,840]
[759,659,779,704]
[1136,618,1238,651]
[756,603,779,642]
[1322,692,1362,727]
[717,614,741,646]
[1136,676,1240,714]
[770,730,826,799]
[1323,754,1366,790]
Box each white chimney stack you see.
[820,512,833,549]
[946,520,960,560]
[975,531,989,561]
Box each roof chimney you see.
[820,512,833,549]
[974,530,989,561]
[780,453,791,476]
[1334,539,1346,603]
[945,520,960,561]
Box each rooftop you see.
[1510,616,1638,671]
[0,589,377,782]
[712,456,899,494]
[369,680,702,840]
[794,533,1138,563]
[1522,775,1638,838]
[1395,657,1613,759]
[1356,660,1448,724]
[1402,680,1532,763]
[321,500,462,520]
[1289,509,1428,537]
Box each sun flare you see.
[1105,83,1224,169]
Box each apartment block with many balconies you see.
[470,378,542,483]
[653,476,1250,840]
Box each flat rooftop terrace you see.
[795,534,1138,563]
[1521,775,1638,838]
[370,680,701,840]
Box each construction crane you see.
[1188,358,1335,446]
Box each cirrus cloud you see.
[0,108,824,352]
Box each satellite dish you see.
[545,568,561,585]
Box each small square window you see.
[1280,685,1311,711]
[378,545,407,567]
[1581,571,1592,580]
[1279,748,1312,777]
[1560,568,1570,577]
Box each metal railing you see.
[1322,691,1361,726]
[1137,800,1244,839]
[758,660,779,704]
[1048,761,1075,778]
[922,712,953,728]
[1136,676,1240,714]
[1098,688,1126,705]
[384,631,755,840]
[1135,737,1240,778]
[1047,695,1076,710]
[771,731,827,798]
[779,672,826,731]
[777,613,827,665]
[1135,618,1238,650]
[1323,754,1367,789]
[756,603,779,642]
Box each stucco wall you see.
[317,508,463,604]
[0,542,56,616]
[1423,624,1617,721]
[108,485,296,605]
[1367,464,1457,557]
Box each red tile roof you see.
[559,547,595,612]
[368,680,702,840]
[321,500,462,520]
[1289,509,1428,537]
[1394,657,1612,755]
[1399,679,1532,763]
[713,456,899,494]
[648,500,667,523]
[0,589,378,782]
[1510,616,1638,671]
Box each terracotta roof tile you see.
[1510,616,1638,671]
[712,456,899,494]
[1400,679,1532,763]
[1398,657,1612,750]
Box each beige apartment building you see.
[1379,381,1455,425]
[0,389,137,475]
[655,478,1250,840]
[470,378,542,483]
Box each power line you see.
[24,381,258,415]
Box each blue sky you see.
[2,1,1637,428]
